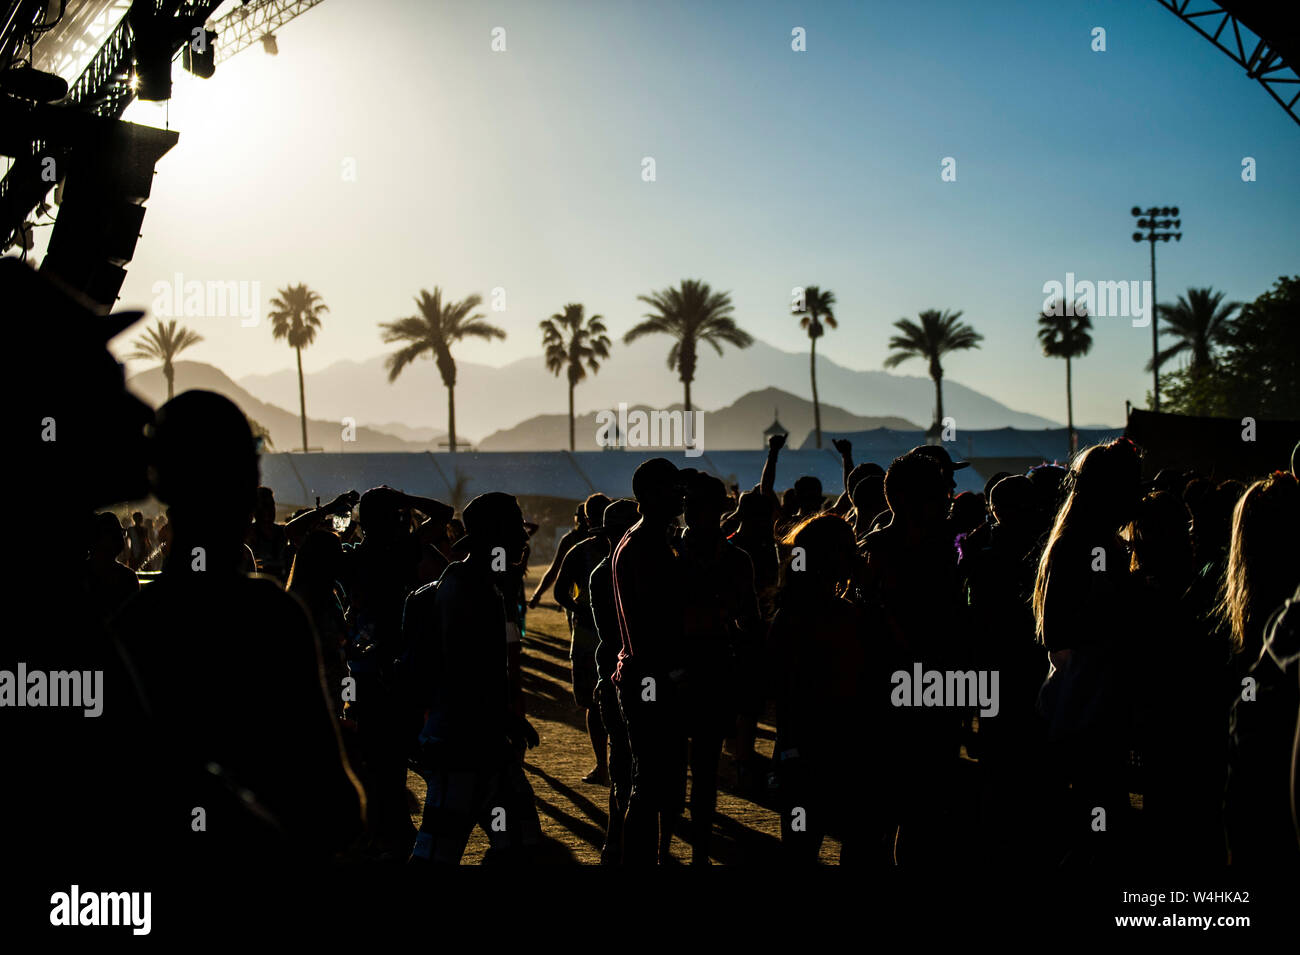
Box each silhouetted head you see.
[286,528,342,595]
[847,462,885,498]
[737,489,776,531]
[600,499,640,545]
[849,474,886,527]
[631,457,682,522]
[780,488,798,516]
[1026,463,1068,520]
[911,445,969,494]
[459,492,527,565]
[983,471,1013,501]
[150,390,259,542]
[951,491,986,535]
[780,513,857,597]
[1219,471,1300,654]
[884,451,949,529]
[1181,476,1212,513]
[1059,438,1142,532]
[358,486,407,541]
[88,512,126,560]
[255,487,276,525]
[989,475,1035,530]
[132,511,145,525]
[683,471,729,532]
[1190,480,1244,563]
[792,475,823,515]
[583,493,611,529]
[1127,490,1193,589]
[1151,467,1182,493]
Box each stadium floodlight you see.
[1130,205,1184,413]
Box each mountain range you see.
[126,361,446,452]
[477,387,918,451]
[237,337,1072,443]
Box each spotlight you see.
[261,33,278,55]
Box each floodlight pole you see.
[1130,205,1181,413]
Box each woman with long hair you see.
[1222,472,1300,866]
[1032,437,1142,865]
[769,513,867,863]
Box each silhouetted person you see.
[84,511,139,621]
[338,484,452,857]
[613,458,687,864]
[677,471,761,863]
[962,475,1051,862]
[849,473,886,543]
[248,486,290,579]
[554,501,614,784]
[126,510,150,569]
[1128,490,1228,865]
[113,390,364,865]
[1031,438,1142,866]
[727,489,779,786]
[770,514,868,864]
[529,494,607,608]
[589,499,642,862]
[408,493,543,864]
[1222,474,1300,867]
[861,450,966,864]
[287,528,351,722]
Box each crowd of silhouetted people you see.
[8,256,1299,871]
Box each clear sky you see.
[77,0,1300,426]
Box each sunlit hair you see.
[778,512,857,597]
[1217,471,1299,653]
[1032,438,1142,643]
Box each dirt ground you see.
[404,561,843,864]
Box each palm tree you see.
[1146,287,1240,375]
[625,279,753,412]
[268,284,329,452]
[541,303,612,451]
[1037,300,1093,456]
[379,288,506,454]
[883,308,983,437]
[127,319,203,401]
[792,285,837,449]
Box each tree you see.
[1037,300,1093,457]
[541,303,612,451]
[1147,286,1239,375]
[793,285,837,449]
[625,279,753,412]
[1160,276,1299,419]
[883,308,983,436]
[380,288,506,453]
[127,319,203,401]
[268,283,329,452]
[246,415,274,451]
